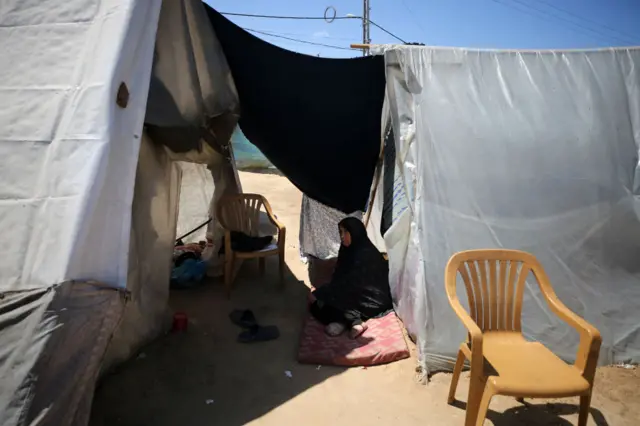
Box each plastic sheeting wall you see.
[382,46,640,373]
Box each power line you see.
[245,29,354,41]
[512,0,635,45]
[368,19,407,44]
[244,28,358,51]
[222,11,353,20]
[401,0,428,40]
[221,11,407,44]
[491,0,634,46]
[531,0,639,44]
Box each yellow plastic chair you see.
[216,193,286,297]
[445,249,601,426]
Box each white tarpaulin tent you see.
[0,1,241,425]
[372,45,640,375]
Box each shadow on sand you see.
[89,257,345,426]
[451,399,610,426]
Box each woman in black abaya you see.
[310,217,392,339]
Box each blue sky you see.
[205,0,640,58]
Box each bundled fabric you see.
[219,232,273,254]
[299,194,363,260]
[205,7,386,213]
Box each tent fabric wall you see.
[145,0,239,158]
[0,288,57,426]
[0,0,162,291]
[24,282,126,426]
[101,132,181,370]
[0,0,163,422]
[0,282,125,426]
[0,0,244,423]
[381,46,640,374]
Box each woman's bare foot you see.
[349,323,368,339]
[325,322,346,337]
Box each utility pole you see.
[362,0,371,56]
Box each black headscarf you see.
[313,218,393,319]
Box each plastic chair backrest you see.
[217,194,265,237]
[446,249,540,333]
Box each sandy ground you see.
[89,171,639,426]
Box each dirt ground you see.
[89,171,639,426]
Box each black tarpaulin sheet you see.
[205,6,386,213]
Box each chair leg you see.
[465,375,486,426]
[579,345,598,426]
[259,257,266,276]
[448,348,465,404]
[578,392,592,426]
[278,250,285,286]
[224,254,234,298]
[475,384,494,426]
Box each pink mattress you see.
[298,311,410,367]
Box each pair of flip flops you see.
[229,309,280,343]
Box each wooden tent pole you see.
[364,113,389,227]
[351,43,374,50]
[364,146,384,228]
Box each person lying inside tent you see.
[309,217,393,339]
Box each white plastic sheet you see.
[176,162,215,244]
[382,46,640,373]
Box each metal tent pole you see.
[362,0,371,56]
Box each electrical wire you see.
[509,0,635,45]
[368,20,407,44]
[244,28,359,51]
[221,11,407,44]
[401,0,428,40]
[531,0,639,44]
[222,12,354,20]
[491,0,635,46]
[244,28,355,41]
